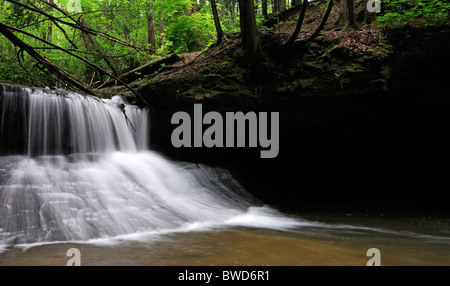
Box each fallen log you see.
[105,54,181,87]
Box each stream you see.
[0,85,449,266]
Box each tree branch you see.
[285,0,309,46]
[0,22,93,94]
[298,0,334,46]
[6,0,145,51]
[0,21,152,109]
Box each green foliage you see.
[378,0,450,26]
[0,0,242,87]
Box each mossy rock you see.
[328,46,349,59]
[205,90,259,109]
[313,35,342,47]
[215,82,241,93]
[201,74,222,89]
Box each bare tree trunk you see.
[291,0,301,7]
[262,0,268,18]
[47,20,53,43]
[0,0,5,57]
[239,0,259,58]
[7,42,14,59]
[158,14,165,48]
[80,16,92,52]
[47,0,54,43]
[217,0,226,18]
[273,0,279,13]
[343,0,358,31]
[363,0,376,24]
[147,12,156,55]
[79,15,118,76]
[299,0,334,44]
[229,2,236,23]
[285,0,308,45]
[210,0,224,44]
[286,0,334,46]
[334,0,344,26]
[187,0,201,51]
[280,0,286,11]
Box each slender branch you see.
[33,47,141,59]
[96,76,111,90]
[210,0,224,45]
[0,22,152,108]
[51,19,78,49]
[285,0,309,46]
[19,9,137,30]
[298,0,334,45]
[6,0,145,51]
[43,1,118,75]
[44,0,146,52]
[17,49,47,87]
[0,22,93,94]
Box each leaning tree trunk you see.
[210,0,224,44]
[285,0,308,45]
[301,0,334,43]
[285,0,334,47]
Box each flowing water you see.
[0,85,449,266]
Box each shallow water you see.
[1,213,450,266]
[1,85,449,266]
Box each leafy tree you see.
[0,0,338,90]
[378,0,449,26]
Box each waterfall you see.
[0,85,301,247]
[0,85,149,156]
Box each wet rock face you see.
[384,25,450,95]
[0,87,3,128]
[141,26,450,214]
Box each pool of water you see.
[1,213,449,266]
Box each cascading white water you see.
[1,86,149,156]
[0,85,303,247]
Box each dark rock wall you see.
[140,26,450,215]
